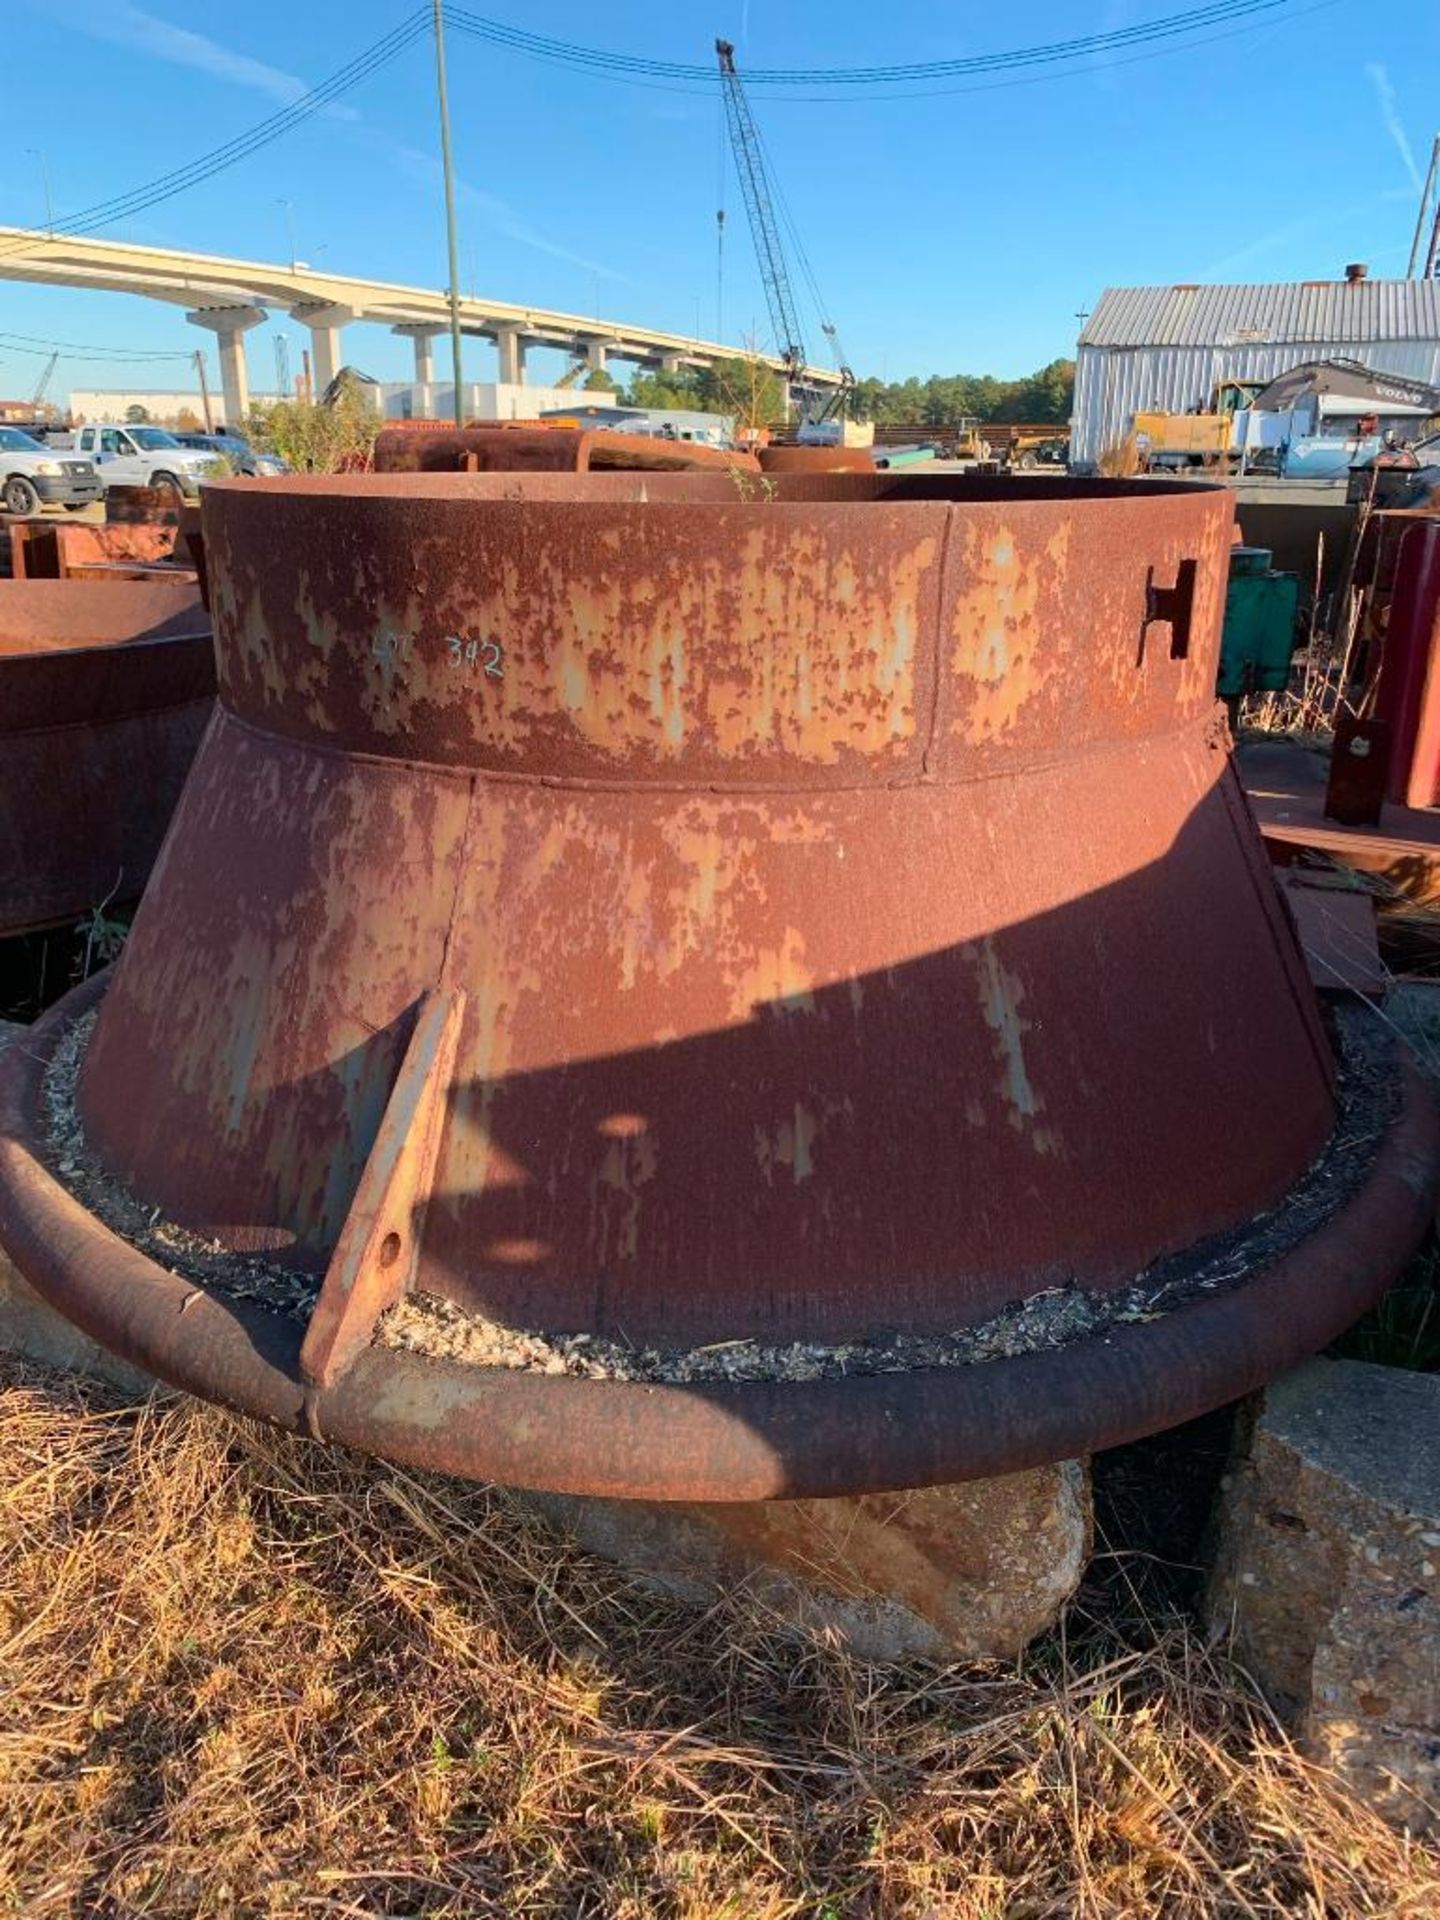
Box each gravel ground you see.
[38,1002,1398,1386]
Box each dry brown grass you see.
[2,1359,1437,1918]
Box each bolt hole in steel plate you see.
[0,472,1435,1499]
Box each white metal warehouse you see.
[1070,277,1440,467]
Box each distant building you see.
[1071,272,1440,467]
[68,388,281,429]
[378,381,626,422]
[376,382,734,445]
[0,399,38,422]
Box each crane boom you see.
[31,350,59,411]
[715,38,806,381]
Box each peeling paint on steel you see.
[74,472,1337,1354]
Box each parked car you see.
[0,425,103,517]
[171,431,289,477]
[67,424,218,501]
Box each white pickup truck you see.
[69,423,217,501]
[0,424,103,516]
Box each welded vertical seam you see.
[919,505,956,778]
[436,771,481,990]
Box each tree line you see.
[611,356,1075,426]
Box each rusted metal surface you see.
[299,986,467,1387]
[0,580,214,935]
[87,473,1324,1312]
[1373,519,1440,807]
[372,424,759,475]
[1275,871,1384,997]
[758,445,875,474]
[106,484,182,525]
[8,518,182,581]
[1243,735,1440,903]
[179,506,209,608]
[0,976,1435,1499]
[0,468,1416,1494]
[1325,716,1390,826]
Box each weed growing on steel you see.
[1,1357,1437,1919]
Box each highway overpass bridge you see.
[0,227,843,425]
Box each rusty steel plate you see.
[759,445,876,473]
[373,424,760,476]
[0,470,1429,1497]
[0,580,214,935]
[9,518,182,581]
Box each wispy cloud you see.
[30,0,620,286]
[1366,62,1423,192]
[32,0,357,118]
[386,141,626,283]
[1198,187,1413,279]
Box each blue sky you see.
[2,0,1437,404]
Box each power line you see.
[0,10,429,261]
[446,1,1297,90]
[0,329,192,361]
[0,0,1330,286]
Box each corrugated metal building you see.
[1071,278,1440,466]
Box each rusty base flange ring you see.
[2,974,1438,1503]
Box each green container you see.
[1218,547,1300,699]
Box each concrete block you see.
[1209,1357,1440,1832]
[523,1463,1092,1661]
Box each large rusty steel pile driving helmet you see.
[0,470,1434,1499]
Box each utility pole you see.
[1410,136,1440,279]
[194,350,214,433]
[432,0,465,427]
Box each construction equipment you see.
[983,423,1067,470]
[30,351,59,417]
[715,38,853,423]
[1133,380,1265,471]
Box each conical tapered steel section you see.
[1,472,1431,1498]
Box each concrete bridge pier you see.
[185,303,266,430]
[393,324,447,417]
[292,303,358,394]
[492,325,527,386]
